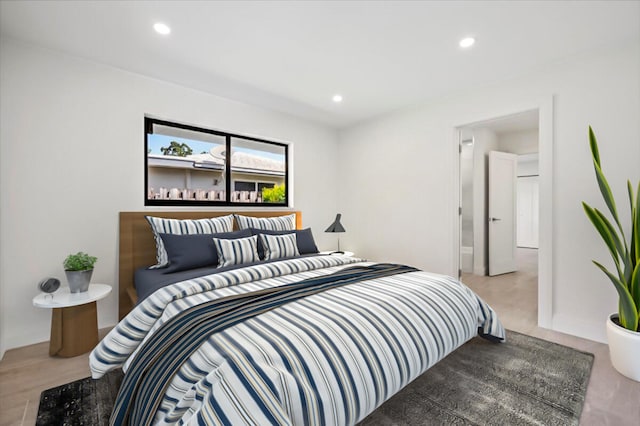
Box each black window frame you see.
[144,117,289,207]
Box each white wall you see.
[0,38,339,354]
[338,41,640,343]
[497,129,539,154]
[460,143,473,248]
[459,129,474,273]
[517,154,539,177]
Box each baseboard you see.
[4,325,115,354]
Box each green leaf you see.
[262,184,286,203]
[631,262,640,321]
[635,181,640,263]
[588,126,601,168]
[629,181,637,265]
[593,159,624,234]
[594,208,625,262]
[63,252,97,271]
[583,203,623,279]
[589,129,626,240]
[628,180,635,220]
[594,208,631,283]
[594,261,639,331]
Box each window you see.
[234,181,256,192]
[145,117,289,206]
[258,183,275,192]
[234,182,276,192]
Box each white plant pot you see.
[606,313,640,382]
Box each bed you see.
[93,211,504,425]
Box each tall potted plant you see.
[582,126,639,382]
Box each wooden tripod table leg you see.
[49,301,99,357]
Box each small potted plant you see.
[582,126,639,382]
[63,252,97,293]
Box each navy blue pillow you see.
[249,228,319,259]
[159,229,252,273]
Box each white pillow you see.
[213,235,260,267]
[146,215,234,268]
[258,233,300,260]
[234,213,296,231]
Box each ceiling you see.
[1,1,639,128]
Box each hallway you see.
[463,247,538,333]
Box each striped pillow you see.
[146,215,234,268]
[234,213,296,231]
[213,235,260,267]
[258,233,300,260]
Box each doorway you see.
[458,109,540,329]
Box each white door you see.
[488,151,518,276]
[517,176,539,248]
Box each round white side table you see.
[33,284,111,357]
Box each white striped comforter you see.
[91,255,504,425]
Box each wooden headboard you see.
[118,211,302,319]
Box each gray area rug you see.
[360,330,594,425]
[37,330,593,425]
[36,368,123,426]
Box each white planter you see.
[606,314,640,382]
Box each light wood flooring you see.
[463,248,640,426]
[0,329,110,426]
[1,251,639,425]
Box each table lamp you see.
[325,213,346,254]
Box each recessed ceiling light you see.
[332,94,343,103]
[154,22,171,35]
[459,37,475,48]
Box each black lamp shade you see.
[325,213,346,233]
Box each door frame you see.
[451,95,553,329]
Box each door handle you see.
[490,217,501,222]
